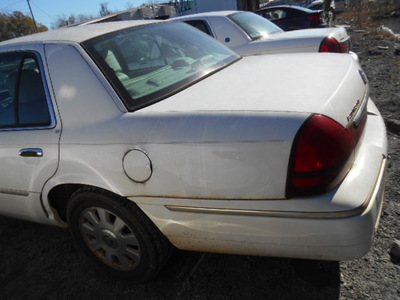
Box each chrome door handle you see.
[19,148,43,157]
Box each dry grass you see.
[339,0,400,41]
[342,0,398,26]
[374,29,399,41]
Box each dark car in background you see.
[255,5,326,31]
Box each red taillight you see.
[308,14,321,22]
[286,114,355,198]
[319,37,349,53]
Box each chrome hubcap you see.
[101,229,119,249]
[79,207,141,271]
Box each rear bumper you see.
[133,99,387,261]
[136,156,385,260]
[349,51,359,63]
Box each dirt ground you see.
[0,25,399,300]
[337,27,400,300]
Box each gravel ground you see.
[337,27,400,300]
[0,26,399,300]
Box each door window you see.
[0,53,51,128]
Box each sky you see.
[0,0,151,29]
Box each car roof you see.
[257,5,314,13]
[172,10,241,20]
[0,20,162,46]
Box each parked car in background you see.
[260,0,294,7]
[255,5,326,30]
[0,20,386,281]
[172,11,355,58]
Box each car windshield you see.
[228,12,283,40]
[83,22,240,111]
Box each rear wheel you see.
[67,187,172,281]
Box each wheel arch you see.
[47,183,85,225]
[41,160,140,226]
[46,184,132,226]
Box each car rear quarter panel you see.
[117,112,306,199]
[42,43,308,218]
[198,16,251,49]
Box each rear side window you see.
[228,12,282,40]
[266,9,287,20]
[0,53,51,128]
[83,22,239,111]
[184,20,212,36]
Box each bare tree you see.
[99,2,112,17]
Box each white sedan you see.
[0,20,386,281]
[172,11,357,58]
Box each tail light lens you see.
[286,114,356,198]
[319,37,350,53]
[308,14,322,22]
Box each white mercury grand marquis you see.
[0,20,387,281]
[172,11,358,59]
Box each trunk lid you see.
[139,52,367,128]
[267,27,349,43]
[232,27,350,56]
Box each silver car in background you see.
[172,11,357,59]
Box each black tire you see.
[67,186,172,281]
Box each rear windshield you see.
[83,22,240,111]
[229,12,283,40]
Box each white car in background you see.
[0,20,386,281]
[172,11,357,59]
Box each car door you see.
[0,52,60,221]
